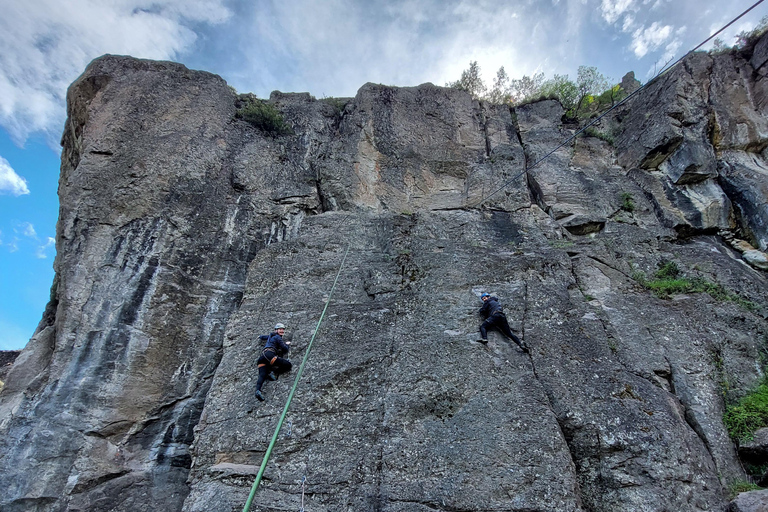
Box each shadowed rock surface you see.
[2,36,768,512]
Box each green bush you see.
[724,378,768,441]
[235,97,293,136]
[584,127,615,145]
[729,480,763,498]
[620,192,635,212]
[633,261,756,310]
[655,260,680,279]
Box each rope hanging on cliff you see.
[242,244,351,512]
[470,0,766,209]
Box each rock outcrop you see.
[2,35,768,512]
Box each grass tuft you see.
[724,377,768,442]
[235,96,293,136]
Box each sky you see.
[0,0,765,351]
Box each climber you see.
[254,323,293,401]
[477,293,529,352]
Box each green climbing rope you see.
[242,244,351,512]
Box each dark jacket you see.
[479,296,504,317]
[259,332,291,357]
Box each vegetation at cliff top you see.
[712,15,768,54]
[445,61,626,120]
[723,377,768,442]
[235,95,293,136]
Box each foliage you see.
[235,96,293,136]
[445,61,487,99]
[322,96,348,116]
[445,62,628,123]
[619,192,635,212]
[509,72,545,104]
[736,15,768,49]
[584,127,615,145]
[633,260,757,310]
[487,66,512,104]
[729,481,763,498]
[724,377,768,442]
[710,15,768,53]
[549,239,574,249]
[538,74,579,111]
[575,66,610,112]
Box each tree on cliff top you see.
[445,61,487,99]
[446,61,619,118]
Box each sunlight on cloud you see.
[631,21,673,58]
[241,0,556,99]
[601,0,636,24]
[0,1,231,146]
[21,222,37,239]
[37,237,56,259]
[0,155,30,196]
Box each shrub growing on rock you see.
[235,96,293,136]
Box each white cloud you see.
[631,21,673,58]
[622,14,636,32]
[21,222,37,239]
[37,236,55,259]
[0,0,231,145]
[661,38,683,66]
[0,155,30,196]
[601,0,636,24]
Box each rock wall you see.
[1,36,768,512]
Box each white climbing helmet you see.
[274,323,286,330]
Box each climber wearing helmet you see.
[478,293,529,353]
[254,323,292,401]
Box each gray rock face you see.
[727,489,768,512]
[2,37,768,512]
[621,71,641,95]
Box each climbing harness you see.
[242,244,351,512]
[469,0,766,209]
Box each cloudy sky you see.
[0,0,764,350]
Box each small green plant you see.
[633,261,757,310]
[723,377,768,442]
[322,96,348,117]
[584,126,615,145]
[655,260,680,279]
[620,192,636,212]
[744,462,768,480]
[549,239,574,249]
[729,480,763,498]
[235,96,293,136]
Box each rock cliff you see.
[2,35,768,512]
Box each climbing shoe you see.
[477,338,488,344]
[255,390,265,402]
[520,342,530,353]
[268,372,277,381]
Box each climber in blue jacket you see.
[478,293,529,352]
[255,323,292,401]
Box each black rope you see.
[470,0,766,208]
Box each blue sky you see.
[0,0,764,350]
